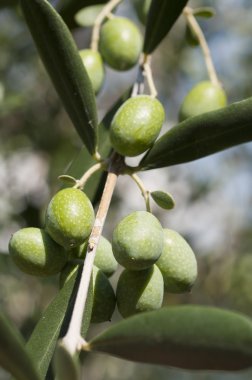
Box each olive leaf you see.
[0,311,41,380]
[66,87,132,203]
[74,4,105,27]
[143,0,189,54]
[139,97,252,170]
[26,268,93,379]
[58,175,77,187]
[20,0,98,156]
[151,191,175,210]
[185,24,199,47]
[87,305,252,371]
[193,7,216,18]
[57,0,107,29]
[53,341,80,380]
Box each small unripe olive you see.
[110,95,165,157]
[99,17,142,71]
[91,265,116,323]
[116,265,164,318]
[59,264,116,323]
[112,211,164,270]
[70,236,118,277]
[179,81,227,121]
[156,229,197,293]
[9,228,67,276]
[45,188,95,249]
[79,49,104,94]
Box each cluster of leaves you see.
[1,0,252,379]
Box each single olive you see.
[156,229,197,293]
[9,227,67,276]
[70,236,118,277]
[79,49,104,94]
[45,188,95,249]
[112,211,164,270]
[99,17,142,71]
[116,265,164,318]
[179,81,227,121]
[110,95,165,157]
[91,265,116,323]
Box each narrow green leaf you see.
[53,341,80,380]
[66,88,132,203]
[58,175,77,186]
[0,0,17,8]
[88,306,252,371]
[0,311,41,380]
[151,191,175,210]
[57,0,107,29]
[193,7,216,18]
[139,97,252,170]
[143,0,189,54]
[185,24,199,47]
[20,0,98,155]
[74,4,104,27]
[26,267,93,379]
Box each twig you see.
[62,155,123,354]
[141,54,158,98]
[74,162,105,190]
[91,0,123,51]
[130,173,151,212]
[183,6,220,87]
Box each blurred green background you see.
[1,0,252,379]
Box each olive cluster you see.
[113,211,197,318]
[79,16,143,94]
[8,188,116,323]
[9,186,197,322]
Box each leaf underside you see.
[26,268,93,379]
[143,0,189,54]
[57,0,108,29]
[89,305,252,371]
[140,97,252,170]
[66,87,132,203]
[0,311,41,380]
[20,0,98,155]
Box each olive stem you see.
[62,154,123,355]
[130,173,151,212]
[91,0,123,51]
[74,162,106,190]
[141,54,158,98]
[131,66,145,97]
[183,7,220,87]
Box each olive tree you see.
[1,1,252,379]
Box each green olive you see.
[79,49,104,94]
[112,211,164,270]
[99,17,142,71]
[179,81,227,121]
[156,229,197,293]
[91,265,116,323]
[45,188,95,249]
[70,236,118,277]
[116,265,164,318]
[9,228,67,276]
[110,95,165,157]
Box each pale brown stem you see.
[141,54,158,98]
[91,0,123,51]
[183,7,220,87]
[62,156,122,354]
